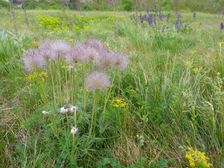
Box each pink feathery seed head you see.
[85,71,110,91]
[39,40,58,61]
[65,43,88,64]
[84,46,100,62]
[50,40,71,56]
[96,50,116,69]
[113,53,129,71]
[85,39,105,50]
[23,48,46,72]
[39,40,71,61]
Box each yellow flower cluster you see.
[26,71,47,81]
[185,148,212,168]
[31,40,39,47]
[111,97,128,108]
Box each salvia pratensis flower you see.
[193,12,196,19]
[146,5,150,14]
[221,22,224,30]
[85,71,110,91]
[167,14,170,23]
[23,48,46,72]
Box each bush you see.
[0,0,9,8]
[121,0,133,11]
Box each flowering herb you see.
[111,97,128,108]
[220,22,224,30]
[185,148,212,168]
[70,126,78,135]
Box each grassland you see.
[0,9,224,168]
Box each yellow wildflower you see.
[111,97,128,108]
[31,40,39,47]
[185,148,212,168]
[192,67,200,73]
[39,71,47,81]
[25,71,47,82]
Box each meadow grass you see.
[0,10,224,168]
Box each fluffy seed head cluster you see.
[23,49,46,72]
[85,71,110,90]
[59,105,78,115]
[23,38,128,72]
[185,148,212,168]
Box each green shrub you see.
[0,0,9,8]
[121,0,133,11]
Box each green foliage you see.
[0,0,9,8]
[121,0,133,11]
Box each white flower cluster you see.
[59,104,78,115]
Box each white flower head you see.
[59,107,69,114]
[70,126,78,135]
[69,105,78,114]
[42,111,50,115]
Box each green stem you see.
[88,91,98,138]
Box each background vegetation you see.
[0,0,224,13]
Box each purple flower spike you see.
[221,22,224,30]
[193,12,196,19]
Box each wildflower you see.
[70,126,78,135]
[184,60,193,67]
[23,48,46,72]
[39,40,71,61]
[59,106,69,114]
[50,40,71,56]
[192,67,200,73]
[85,39,105,51]
[136,134,144,146]
[96,51,116,69]
[39,71,47,80]
[59,104,78,114]
[185,148,212,168]
[85,71,110,91]
[68,105,78,114]
[166,15,170,23]
[193,12,196,19]
[220,22,224,30]
[84,46,100,62]
[42,111,50,115]
[111,97,128,108]
[113,52,129,71]
[31,40,39,47]
[65,44,87,63]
